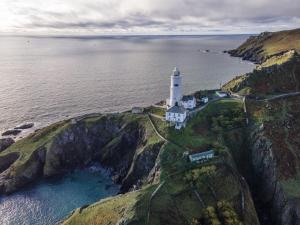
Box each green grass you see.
[280,174,300,198]
[145,106,166,117]
[232,28,300,62]
[0,120,70,167]
[259,50,295,68]
[4,97,257,225]
[153,99,245,150]
[63,190,141,225]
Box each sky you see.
[0,0,300,35]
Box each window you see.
[174,84,178,87]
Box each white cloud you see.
[0,0,300,35]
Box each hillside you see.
[228,28,300,64]
[246,94,300,225]
[223,29,300,224]
[223,50,300,96]
[223,29,300,96]
[63,99,259,225]
[0,100,260,225]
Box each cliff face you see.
[0,114,164,194]
[0,138,15,152]
[223,51,300,96]
[246,96,300,225]
[224,29,300,225]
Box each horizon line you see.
[0,33,256,39]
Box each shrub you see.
[216,201,243,225]
[202,206,221,225]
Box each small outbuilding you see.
[189,150,215,162]
[182,95,196,109]
[215,91,228,98]
[132,107,144,114]
[201,96,209,104]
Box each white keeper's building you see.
[182,95,196,109]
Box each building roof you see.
[167,105,186,114]
[182,95,195,101]
[216,91,227,95]
[189,150,215,160]
[132,107,144,111]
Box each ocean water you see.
[0,35,254,136]
[0,166,119,225]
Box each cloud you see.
[1,0,300,34]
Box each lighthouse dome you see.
[173,67,180,76]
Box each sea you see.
[0,165,119,225]
[0,35,254,136]
[0,35,255,225]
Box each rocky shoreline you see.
[0,114,163,195]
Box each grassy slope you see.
[223,50,300,96]
[261,29,300,56]
[224,28,300,96]
[0,120,70,167]
[0,100,259,225]
[63,190,146,225]
[63,99,259,225]
[230,28,300,62]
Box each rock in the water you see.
[0,138,15,152]
[15,123,34,130]
[2,129,21,136]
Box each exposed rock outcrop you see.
[0,138,15,152]
[0,114,164,195]
[248,124,300,225]
[15,123,34,130]
[2,129,21,136]
[223,51,300,95]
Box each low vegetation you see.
[62,98,259,225]
[145,106,166,117]
[0,120,70,166]
[228,28,300,63]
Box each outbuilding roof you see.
[189,150,215,160]
[167,105,186,114]
[182,95,195,101]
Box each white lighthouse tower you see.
[167,67,183,108]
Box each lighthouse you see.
[167,67,183,108]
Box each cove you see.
[0,165,119,225]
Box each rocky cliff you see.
[224,29,300,225]
[246,96,300,225]
[0,113,164,195]
[228,28,300,64]
[223,50,300,96]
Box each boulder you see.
[14,123,34,130]
[0,138,15,152]
[2,129,21,136]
